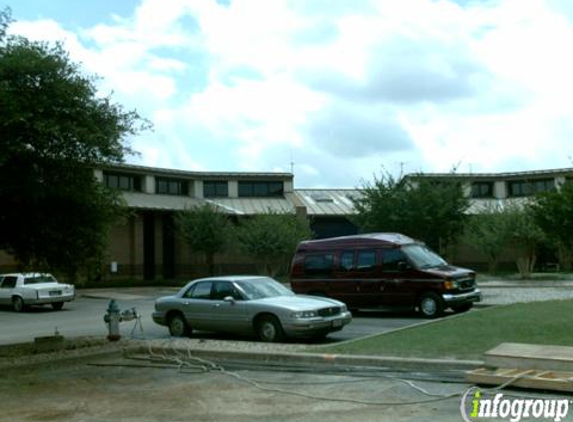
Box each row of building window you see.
[470,179,557,198]
[103,172,284,198]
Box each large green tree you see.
[465,204,514,274]
[176,205,233,276]
[529,181,573,271]
[353,173,469,254]
[237,212,312,276]
[0,10,147,278]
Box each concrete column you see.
[143,175,155,194]
[493,181,507,199]
[94,169,104,182]
[228,180,238,198]
[194,180,204,198]
[283,179,294,193]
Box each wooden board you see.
[466,367,573,392]
[485,343,573,372]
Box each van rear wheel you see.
[418,293,444,318]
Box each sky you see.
[6,0,573,187]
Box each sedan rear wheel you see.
[168,314,191,337]
[12,296,25,313]
[256,315,284,343]
[51,302,64,311]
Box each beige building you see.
[2,164,571,279]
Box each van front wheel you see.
[418,293,444,318]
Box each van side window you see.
[382,249,408,271]
[356,250,377,272]
[304,254,334,276]
[340,251,354,271]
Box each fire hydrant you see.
[104,299,121,341]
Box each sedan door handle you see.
[212,303,221,308]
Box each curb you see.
[133,343,483,371]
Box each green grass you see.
[320,300,573,360]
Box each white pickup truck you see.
[0,273,75,312]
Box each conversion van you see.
[289,233,481,318]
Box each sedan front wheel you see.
[256,315,284,343]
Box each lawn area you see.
[320,300,573,361]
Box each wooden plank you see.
[485,343,573,372]
[467,367,573,393]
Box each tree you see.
[529,181,573,271]
[352,173,469,254]
[237,212,312,276]
[465,204,513,274]
[0,10,147,279]
[505,203,545,279]
[176,205,233,275]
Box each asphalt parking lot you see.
[0,289,425,346]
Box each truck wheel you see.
[12,296,25,312]
[418,293,444,318]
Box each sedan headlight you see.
[292,310,318,318]
[341,304,348,313]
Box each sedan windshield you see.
[402,245,447,269]
[236,278,294,300]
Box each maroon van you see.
[289,233,481,318]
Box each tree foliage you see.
[529,182,573,271]
[237,212,312,276]
[0,10,147,278]
[353,173,469,253]
[176,205,233,275]
[465,204,513,274]
[504,203,545,279]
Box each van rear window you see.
[304,254,334,276]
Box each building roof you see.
[292,189,361,216]
[104,163,293,179]
[122,192,295,215]
[404,167,573,181]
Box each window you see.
[508,179,555,197]
[238,181,283,197]
[356,250,377,272]
[382,249,408,272]
[304,254,334,276]
[212,281,243,300]
[0,276,17,288]
[184,281,212,299]
[103,172,141,192]
[203,181,228,198]
[156,178,188,196]
[471,182,493,198]
[340,251,354,271]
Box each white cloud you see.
[9,0,573,186]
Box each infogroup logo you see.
[460,388,571,422]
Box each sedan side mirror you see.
[397,261,411,271]
[223,296,236,304]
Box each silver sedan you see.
[152,276,352,342]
